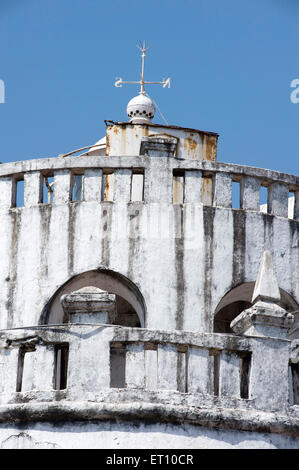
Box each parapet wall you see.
[0,325,298,429]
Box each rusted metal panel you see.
[106,123,219,161]
[204,134,218,162]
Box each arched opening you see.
[214,282,298,334]
[40,268,146,328]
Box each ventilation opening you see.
[260,185,268,213]
[16,348,25,392]
[110,344,126,388]
[213,352,220,396]
[240,353,251,399]
[102,171,114,201]
[201,174,213,206]
[232,181,241,209]
[15,178,24,207]
[173,170,185,204]
[42,175,54,204]
[71,174,83,202]
[289,191,295,219]
[290,363,299,405]
[54,344,69,390]
[177,345,188,393]
[131,171,144,202]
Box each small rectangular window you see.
[42,175,54,204]
[213,352,220,396]
[177,345,187,393]
[15,179,24,207]
[240,353,251,399]
[232,181,241,209]
[54,344,69,390]
[173,170,185,204]
[260,185,268,213]
[16,348,25,392]
[289,192,295,219]
[72,174,83,202]
[110,344,126,388]
[290,363,299,405]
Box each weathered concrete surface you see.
[0,156,298,188]
[0,419,298,449]
[0,201,297,332]
[252,250,281,304]
[0,125,298,448]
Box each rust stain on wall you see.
[104,174,110,201]
[173,176,184,204]
[205,135,217,161]
[106,132,111,156]
[202,177,213,205]
[121,127,127,155]
[183,137,198,158]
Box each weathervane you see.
[115,41,171,95]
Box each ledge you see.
[0,400,298,436]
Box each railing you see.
[0,156,298,219]
[0,324,296,415]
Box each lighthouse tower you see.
[0,44,298,449]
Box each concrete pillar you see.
[24,171,42,207]
[21,345,55,392]
[0,347,19,394]
[0,176,15,209]
[145,344,158,390]
[187,347,209,394]
[125,343,145,389]
[184,171,202,203]
[231,250,294,412]
[83,169,102,202]
[267,182,289,218]
[219,351,240,398]
[61,287,117,325]
[157,344,177,390]
[144,161,173,204]
[114,169,131,202]
[240,176,261,211]
[67,327,112,395]
[53,170,72,204]
[213,172,232,208]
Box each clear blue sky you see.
[0,0,298,176]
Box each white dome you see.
[82,136,106,156]
[127,94,155,124]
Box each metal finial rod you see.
[137,41,151,94]
[114,41,170,94]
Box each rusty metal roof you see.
[104,120,219,137]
